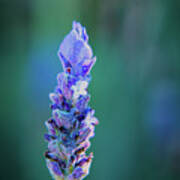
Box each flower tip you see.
[72,21,82,32]
[72,21,89,42]
[72,20,79,28]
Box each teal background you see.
[0,0,180,180]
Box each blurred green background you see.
[0,0,180,180]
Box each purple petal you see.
[72,167,84,179]
[44,134,56,141]
[47,161,63,177]
[77,57,96,76]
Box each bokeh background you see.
[0,0,180,180]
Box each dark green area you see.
[0,0,180,179]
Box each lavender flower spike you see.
[44,21,98,180]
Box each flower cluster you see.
[44,21,98,180]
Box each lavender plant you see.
[44,21,98,180]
